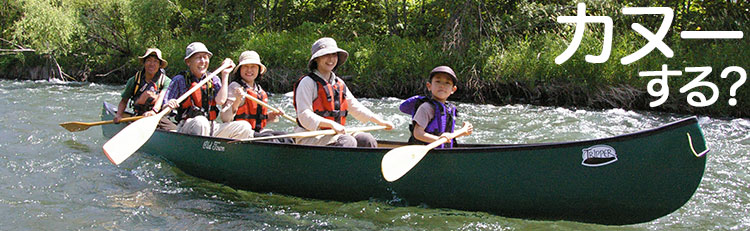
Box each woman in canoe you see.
[292,37,394,147]
[113,48,176,131]
[220,50,293,143]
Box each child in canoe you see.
[220,50,293,143]
[399,66,473,148]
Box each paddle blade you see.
[102,115,161,165]
[381,145,431,182]
[59,122,90,132]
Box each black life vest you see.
[130,69,167,115]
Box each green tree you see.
[11,0,82,79]
[12,0,82,55]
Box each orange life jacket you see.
[293,73,349,128]
[176,73,219,122]
[234,81,268,132]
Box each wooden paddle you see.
[102,62,233,165]
[60,116,144,132]
[230,125,386,143]
[381,122,471,182]
[239,91,296,123]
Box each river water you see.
[0,79,748,230]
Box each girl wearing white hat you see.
[292,37,394,147]
[221,51,293,143]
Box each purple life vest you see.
[399,95,457,148]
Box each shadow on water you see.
[63,139,91,153]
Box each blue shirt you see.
[164,72,223,105]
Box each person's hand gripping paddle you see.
[381,122,472,182]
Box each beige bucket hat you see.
[138,48,168,69]
[308,37,348,70]
[232,51,267,75]
[184,42,213,60]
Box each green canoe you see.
[100,102,708,225]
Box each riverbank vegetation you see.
[1,0,748,117]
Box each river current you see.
[0,80,748,230]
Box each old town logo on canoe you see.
[202,141,225,152]
[581,145,618,167]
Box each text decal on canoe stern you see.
[581,145,618,167]
[202,141,225,152]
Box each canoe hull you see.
[101,102,708,225]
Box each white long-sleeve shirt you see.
[294,70,378,132]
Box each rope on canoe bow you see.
[687,133,709,158]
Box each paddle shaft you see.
[172,63,233,107]
[60,116,144,132]
[232,125,386,143]
[146,62,232,118]
[426,137,449,149]
[240,92,296,123]
[92,116,143,125]
[426,122,471,148]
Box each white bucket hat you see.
[232,51,267,75]
[184,42,213,60]
[308,37,348,70]
[138,48,168,69]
